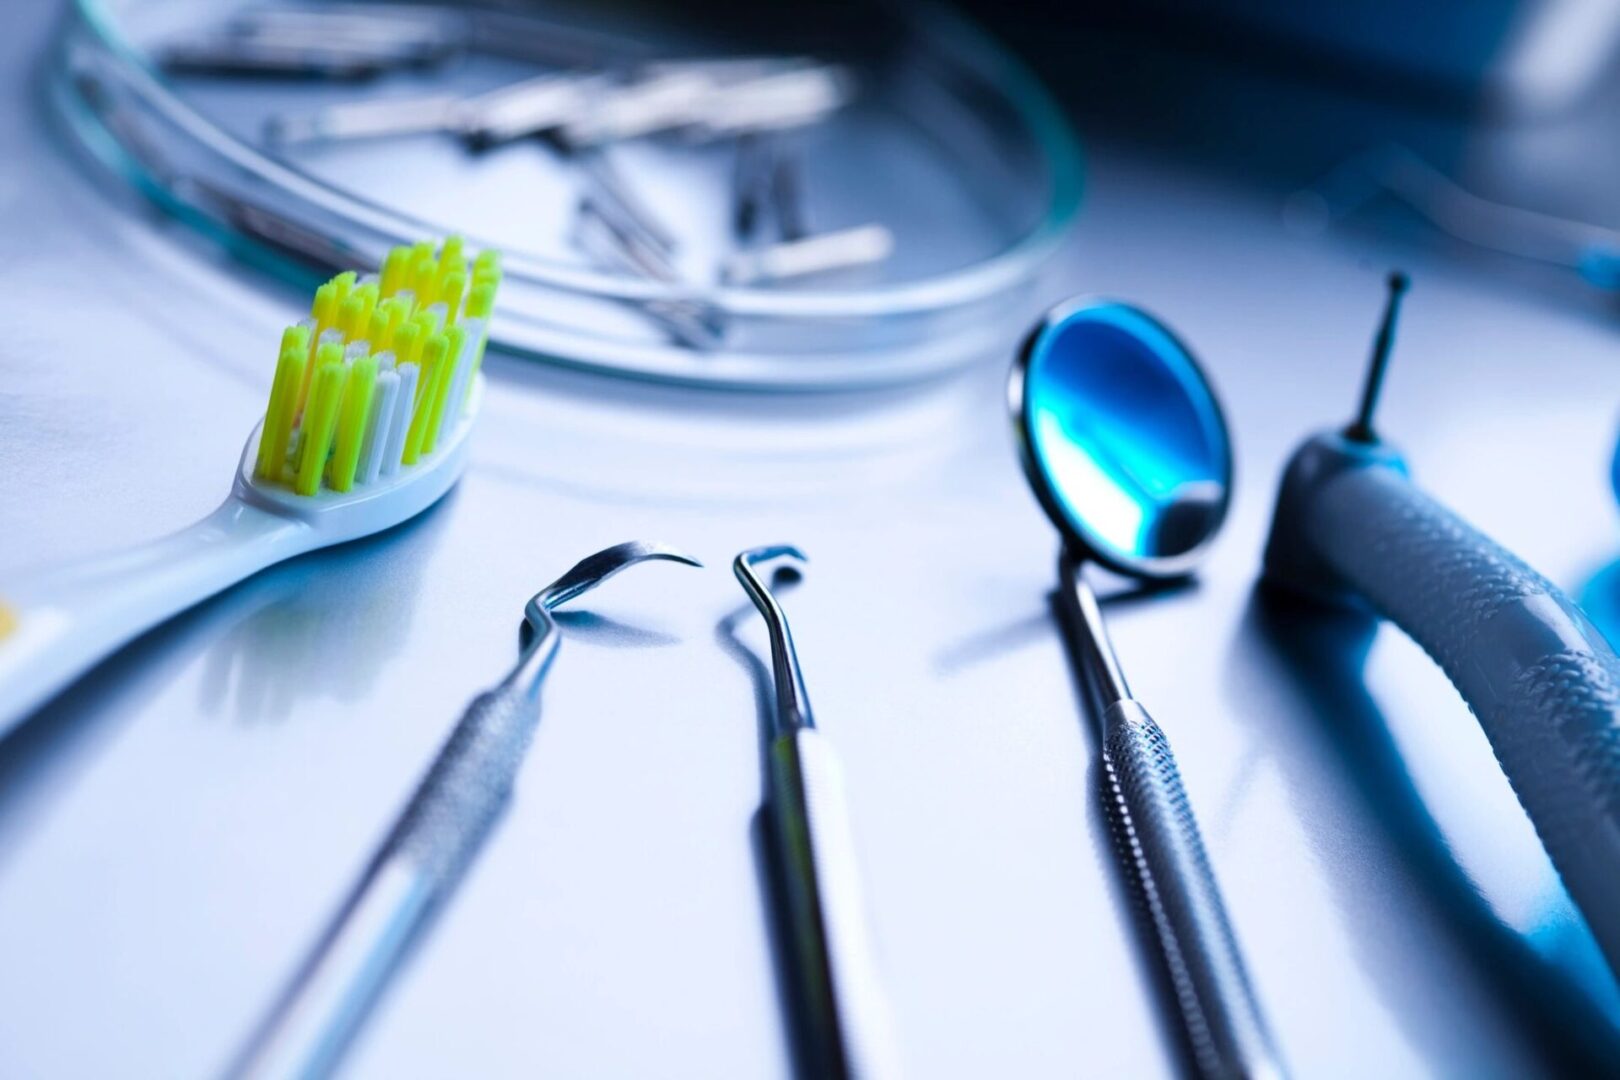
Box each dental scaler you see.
[1264,272,1620,976]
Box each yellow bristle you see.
[279,323,311,358]
[366,309,390,353]
[463,273,498,396]
[442,260,467,301]
[414,307,445,338]
[311,282,338,327]
[473,249,500,275]
[330,270,357,308]
[301,289,341,413]
[438,271,467,322]
[402,333,448,465]
[328,355,379,493]
[394,320,424,369]
[471,270,502,308]
[381,298,409,351]
[440,235,465,264]
[380,246,410,296]
[295,347,346,495]
[315,339,344,373]
[433,249,464,296]
[337,295,366,341]
[276,324,313,421]
[256,344,306,481]
[469,331,492,396]
[422,324,467,454]
[466,281,497,320]
[352,283,379,338]
[409,251,439,302]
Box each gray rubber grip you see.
[1308,465,1620,971]
[1101,700,1283,1080]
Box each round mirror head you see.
[1010,299,1232,579]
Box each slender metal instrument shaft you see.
[227,637,554,1080]
[736,547,902,1080]
[1059,552,1284,1080]
[229,542,699,1080]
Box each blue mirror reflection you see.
[1024,303,1229,567]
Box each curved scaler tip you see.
[534,541,704,615]
[732,545,814,735]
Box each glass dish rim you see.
[64,0,1085,321]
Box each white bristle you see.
[356,369,400,486]
[381,362,419,476]
[344,341,369,363]
[375,349,396,372]
[444,319,483,426]
[282,428,302,485]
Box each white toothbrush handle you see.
[0,498,307,732]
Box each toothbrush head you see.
[235,239,501,542]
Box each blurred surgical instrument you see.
[1294,144,1620,290]
[723,225,893,285]
[264,73,603,146]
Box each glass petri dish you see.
[50,0,1083,391]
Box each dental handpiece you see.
[1265,273,1620,975]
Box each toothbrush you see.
[1265,273,1620,976]
[0,239,501,735]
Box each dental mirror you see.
[1011,298,1231,578]
[1007,299,1284,1080]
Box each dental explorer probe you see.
[734,546,903,1080]
[230,541,701,1080]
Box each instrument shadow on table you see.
[932,578,1193,677]
[551,610,683,648]
[1236,584,1620,1072]
[715,598,821,1080]
[0,494,451,873]
[1047,577,1216,1079]
[194,494,452,725]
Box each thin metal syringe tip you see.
[1346,270,1410,443]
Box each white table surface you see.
[4,2,1620,1077]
